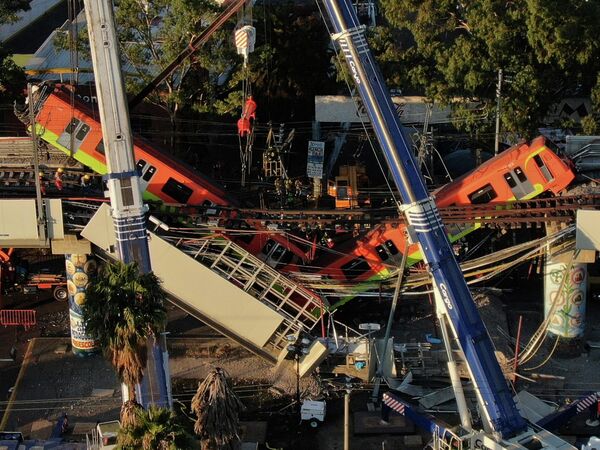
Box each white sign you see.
[307,141,325,178]
[0,199,39,241]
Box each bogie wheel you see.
[53,286,68,302]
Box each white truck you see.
[86,421,120,450]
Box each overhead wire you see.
[507,250,577,367]
[314,0,400,206]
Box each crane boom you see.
[128,0,249,109]
[83,0,151,272]
[321,0,529,441]
[83,0,169,407]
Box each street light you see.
[286,335,311,413]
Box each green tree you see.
[117,406,196,450]
[374,0,600,137]
[0,46,26,102]
[54,0,240,150]
[0,0,30,104]
[82,261,167,424]
[191,368,244,450]
[221,7,336,122]
[0,0,31,24]
[114,0,239,136]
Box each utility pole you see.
[344,380,351,450]
[28,83,46,241]
[82,0,169,407]
[494,68,503,156]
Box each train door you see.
[135,159,157,191]
[57,118,91,153]
[533,154,554,183]
[502,166,535,199]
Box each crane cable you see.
[314,0,400,206]
[237,2,255,186]
[67,0,80,161]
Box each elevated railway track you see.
[63,193,600,228]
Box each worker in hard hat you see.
[80,174,91,194]
[38,171,46,195]
[54,167,64,191]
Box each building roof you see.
[24,10,155,85]
[0,0,63,43]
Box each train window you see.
[376,239,399,261]
[136,159,147,175]
[64,118,80,134]
[533,154,554,182]
[514,167,527,183]
[261,239,276,255]
[276,248,293,265]
[95,140,105,155]
[468,184,497,204]
[142,166,156,182]
[341,257,371,280]
[261,239,293,266]
[229,220,253,244]
[375,244,390,261]
[503,173,517,188]
[75,122,90,141]
[161,177,193,204]
[385,240,399,255]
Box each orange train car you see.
[300,137,575,290]
[31,83,308,262]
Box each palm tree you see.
[117,405,195,450]
[191,368,245,450]
[82,260,167,424]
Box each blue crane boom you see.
[320,0,527,439]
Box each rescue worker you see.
[80,174,91,193]
[38,171,46,195]
[54,167,64,191]
[237,96,257,137]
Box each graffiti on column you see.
[545,261,587,338]
[66,254,99,355]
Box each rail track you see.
[1,173,598,227]
[0,137,82,169]
[152,193,600,228]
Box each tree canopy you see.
[82,261,167,398]
[117,406,196,450]
[0,0,31,24]
[374,0,600,137]
[192,368,244,450]
[0,0,30,104]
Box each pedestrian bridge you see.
[81,203,329,373]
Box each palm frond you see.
[82,260,167,388]
[192,368,244,449]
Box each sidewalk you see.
[0,338,120,440]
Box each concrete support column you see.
[65,254,99,355]
[544,251,587,339]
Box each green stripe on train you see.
[35,124,161,202]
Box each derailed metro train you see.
[27,83,309,265]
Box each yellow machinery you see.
[327,164,369,209]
